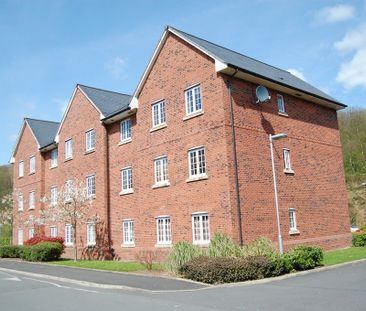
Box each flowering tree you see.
[0,194,13,226]
[41,179,98,261]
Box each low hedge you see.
[179,255,272,284]
[352,233,366,247]
[24,236,65,251]
[0,245,22,258]
[284,246,323,271]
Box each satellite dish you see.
[255,85,271,103]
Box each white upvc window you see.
[50,186,58,207]
[29,191,35,210]
[86,175,96,198]
[188,147,207,178]
[29,227,34,239]
[192,213,210,245]
[51,149,58,168]
[65,224,73,246]
[154,156,169,186]
[152,100,166,128]
[64,180,73,202]
[86,129,95,152]
[18,160,24,177]
[29,156,36,174]
[18,193,23,211]
[289,208,299,234]
[120,118,132,142]
[87,223,96,246]
[283,148,293,173]
[50,226,58,238]
[65,139,73,160]
[121,167,133,193]
[277,94,285,113]
[18,229,23,245]
[122,220,134,245]
[156,217,172,245]
[185,85,202,115]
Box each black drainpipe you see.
[226,69,244,246]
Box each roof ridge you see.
[25,117,60,124]
[78,84,132,97]
[168,26,292,76]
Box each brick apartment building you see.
[11,26,351,259]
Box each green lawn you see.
[323,247,366,266]
[49,259,163,272]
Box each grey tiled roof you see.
[78,84,132,118]
[169,27,344,107]
[25,118,60,148]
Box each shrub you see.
[208,232,241,258]
[167,241,204,272]
[352,233,366,247]
[20,242,63,262]
[241,237,277,258]
[0,237,11,246]
[180,255,272,284]
[0,245,22,258]
[24,236,65,251]
[285,246,323,271]
[270,254,293,276]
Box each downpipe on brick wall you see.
[226,69,244,246]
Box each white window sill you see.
[186,174,208,183]
[85,149,95,155]
[121,243,136,248]
[87,194,96,200]
[28,207,35,211]
[284,169,295,175]
[118,138,132,146]
[18,176,24,179]
[50,165,58,169]
[119,189,134,196]
[193,241,210,247]
[183,110,204,121]
[65,244,74,247]
[18,209,23,212]
[278,112,289,117]
[150,123,167,132]
[87,243,96,247]
[152,181,170,189]
[29,172,35,176]
[64,157,73,162]
[155,243,172,248]
[289,229,300,235]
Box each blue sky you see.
[1,0,366,165]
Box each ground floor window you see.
[192,213,210,244]
[18,229,23,245]
[28,228,34,239]
[65,224,73,246]
[289,208,298,233]
[50,226,57,238]
[156,217,171,245]
[123,220,134,245]
[87,223,96,246]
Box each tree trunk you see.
[73,223,77,261]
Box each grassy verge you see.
[323,247,366,266]
[48,259,163,272]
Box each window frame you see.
[151,100,166,128]
[65,224,73,246]
[18,229,23,245]
[50,226,58,238]
[120,118,132,143]
[86,223,96,246]
[64,180,73,202]
[289,208,299,234]
[50,149,58,168]
[85,129,95,152]
[29,156,36,174]
[154,156,169,186]
[65,138,73,160]
[192,213,210,245]
[18,160,24,177]
[283,148,294,173]
[50,186,58,207]
[121,167,133,194]
[86,175,96,198]
[18,193,23,211]
[188,147,207,179]
[185,84,202,116]
[28,227,34,239]
[156,216,172,246]
[122,220,135,246]
[277,94,286,113]
[29,191,35,210]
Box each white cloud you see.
[315,4,355,24]
[335,24,366,89]
[104,57,128,79]
[287,68,307,81]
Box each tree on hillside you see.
[41,180,98,261]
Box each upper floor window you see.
[283,148,293,173]
[154,156,169,186]
[289,208,298,233]
[86,129,95,152]
[29,156,36,174]
[50,149,58,168]
[29,191,35,210]
[50,186,58,207]
[29,228,35,239]
[64,180,73,202]
[188,147,207,178]
[120,119,132,142]
[122,220,134,245]
[121,167,133,194]
[50,226,57,238]
[156,217,172,245]
[18,193,23,211]
[65,224,73,246]
[192,213,210,245]
[277,94,285,113]
[18,160,24,177]
[87,223,96,246]
[18,229,23,245]
[86,175,96,198]
[65,139,73,160]
[185,85,202,115]
[152,100,166,128]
